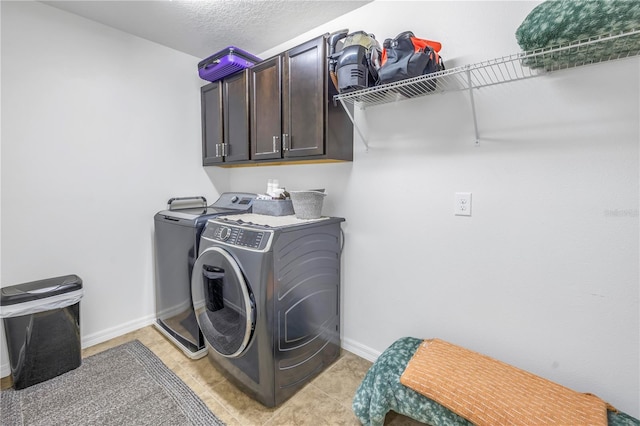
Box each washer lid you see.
[155,192,257,222]
[156,206,234,221]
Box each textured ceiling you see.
[41,0,371,59]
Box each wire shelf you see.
[334,28,640,109]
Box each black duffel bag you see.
[377,31,444,86]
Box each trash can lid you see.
[1,274,83,306]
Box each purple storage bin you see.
[198,46,261,82]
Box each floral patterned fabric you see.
[352,337,640,426]
[515,0,640,70]
[515,0,640,51]
[353,337,471,426]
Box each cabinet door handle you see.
[272,136,280,153]
[282,133,289,151]
[215,143,226,158]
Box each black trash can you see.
[0,274,83,389]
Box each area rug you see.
[0,340,225,426]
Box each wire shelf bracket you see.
[337,97,369,151]
[466,68,480,146]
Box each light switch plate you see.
[455,192,472,216]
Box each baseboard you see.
[1,314,156,379]
[341,336,381,363]
[2,319,379,380]
[81,314,156,349]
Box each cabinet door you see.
[201,82,223,165]
[250,56,282,161]
[282,36,325,158]
[223,70,250,162]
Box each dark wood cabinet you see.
[250,56,282,161]
[282,37,325,158]
[202,34,352,167]
[201,70,250,165]
[250,35,353,164]
[201,81,223,165]
[222,71,250,162]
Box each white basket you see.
[252,199,294,216]
[289,191,327,219]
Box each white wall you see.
[231,1,640,417]
[0,1,229,371]
[1,0,638,419]
[0,0,3,337]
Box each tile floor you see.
[2,326,422,426]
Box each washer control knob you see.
[219,226,232,241]
[231,196,239,203]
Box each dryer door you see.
[191,247,256,358]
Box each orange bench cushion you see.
[400,339,608,426]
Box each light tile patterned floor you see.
[2,326,423,425]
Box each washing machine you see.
[191,214,344,407]
[154,193,256,359]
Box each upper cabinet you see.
[250,35,353,164]
[202,34,353,167]
[201,70,250,165]
[250,56,282,161]
[223,71,251,162]
[201,80,223,165]
[280,36,327,158]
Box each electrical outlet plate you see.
[454,192,472,216]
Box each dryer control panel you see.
[202,222,273,252]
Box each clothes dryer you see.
[191,214,344,407]
[154,193,256,359]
